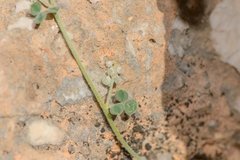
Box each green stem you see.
[106,77,114,107]
[46,0,141,159]
[40,0,52,7]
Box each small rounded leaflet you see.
[106,61,113,68]
[102,76,111,86]
[116,67,124,74]
[34,12,47,24]
[110,103,124,115]
[46,6,60,13]
[124,100,137,116]
[114,76,121,84]
[30,2,41,16]
[107,67,114,76]
[115,89,128,102]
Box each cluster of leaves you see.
[30,2,59,24]
[102,60,123,85]
[111,89,138,116]
[102,61,138,116]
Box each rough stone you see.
[146,2,153,14]
[68,144,75,154]
[0,154,14,160]
[155,133,164,140]
[89,0,102,4]
[151,110,163,125]
[221,83,240,121]
[231,130,240,145]
[140,156,147,160]
[146,46,153,70]
[103,141,113,148]
[80,145,91,158]
[67,122,90,143]
[55,0,72,10]
[203,72,210,89]
[151,23,165,36]
[112,7,124,26]
[208,120,219,131]
[75,152,80,160]
[156,153,173,160]
[45,102,51,111]
[146,73,151,93]
[113,115,130,133]
[162,70,185,92]
[47,95,54,101]
[168,39,184,58]
[171,16,189,32]
[132,21,149,38]
[125,36,141,76]
[175,59,195,76]
[56,65,107,106]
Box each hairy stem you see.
[40,0,52,7]
[45,0,141,159]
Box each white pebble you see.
[26,119,66,146]
[15,0,32,13]
[8,17,35,31]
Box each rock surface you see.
[0,0,240,160]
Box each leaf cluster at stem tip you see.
[102,61,124,85]
[30,2,59,24]
[110,89,138,116]
[102,61,138,116]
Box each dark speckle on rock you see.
[231,130,240,145]
[94,122,101,127]
[145,143,152,150]
[111,152,117,158]
[101,127,105,133]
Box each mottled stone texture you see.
[0,0,240,160]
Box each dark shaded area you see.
[190,153,211,160]
[156,0,228,159]
[176,0,206,25]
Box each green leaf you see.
[110,103,124,115]
[124,100,137,116]
[107,67,114,76]
[115,89,128,102]
[102,76,111,86]
[34,12,47,24]
[30,2,42,16]
[114,76,121,84]
[46,6,60,13]
[116,67,124,74]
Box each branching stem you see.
[106,77,114,107]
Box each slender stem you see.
[47,1,141,159]
[49,0,55,6]
[106,77,114,107]
[40,0,52,7]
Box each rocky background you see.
[1,0,240,160]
